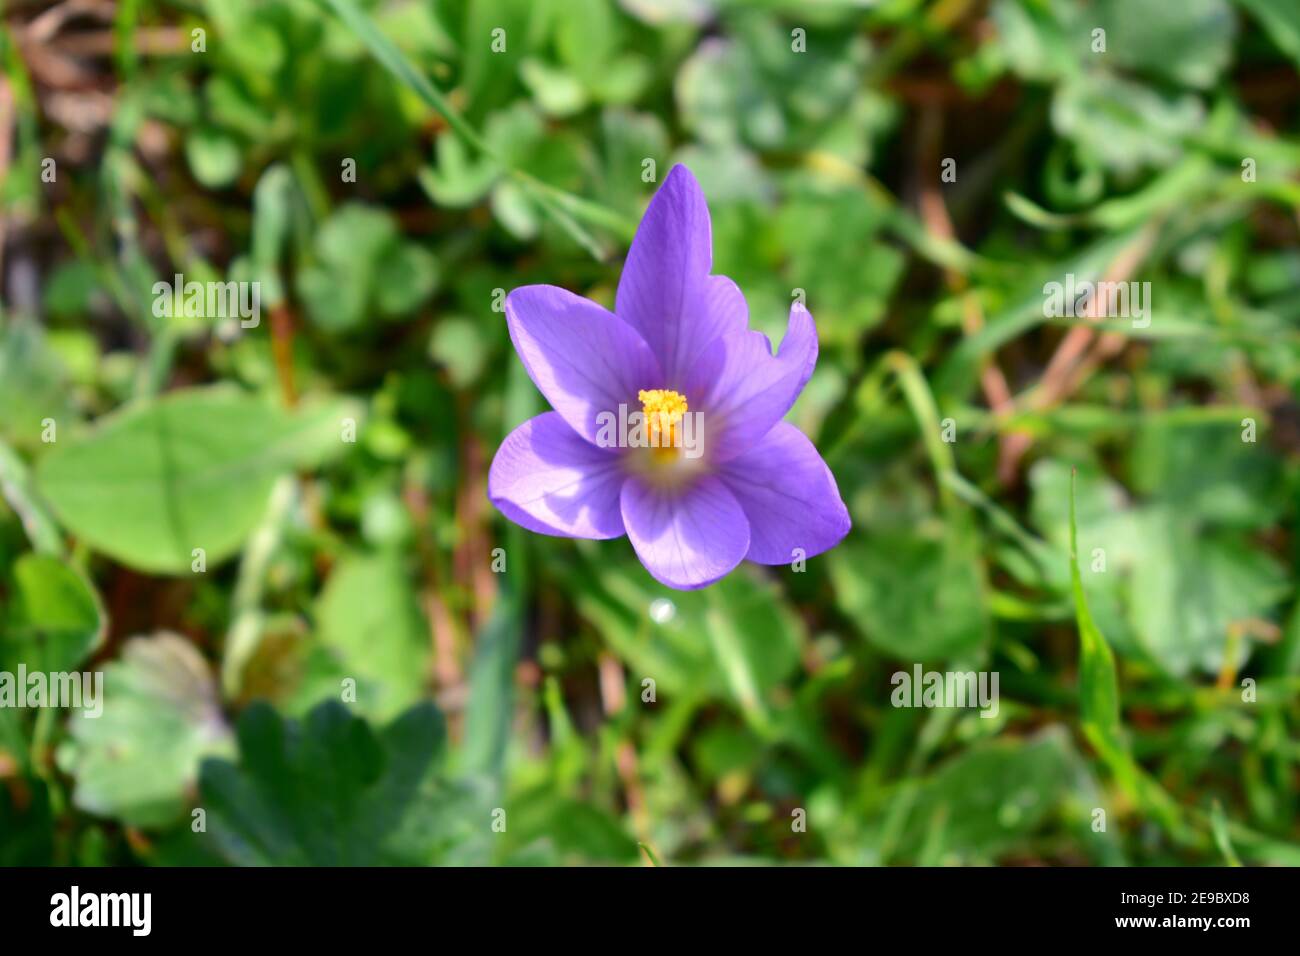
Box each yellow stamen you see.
[638,388,688,449]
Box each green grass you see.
[1,0,1299,867]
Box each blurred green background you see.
[2,0,1299,866]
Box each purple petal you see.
[489,412,627,539]
[620,475,750,590]
[683,303,818,462]
[615,166,747,386]
[506,285,662,445]
[717,422,851,564]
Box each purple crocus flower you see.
[488,165,850,589]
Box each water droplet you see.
[649,598,676,624]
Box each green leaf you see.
[594,108,668,215]
[1053,73,1202,174]
[1093,0,1236,90]
[1233,0,1300,68]
[989,0,1083,82]
[1,554,105,673]
[428,316,489,387]
[1131,421,1283,529]
[771,186,904,343]
[204,0,285,77]
[0,775,54,865]
[0,319,81,450]
[460,590,523,778]
[321,0,490,153]
[297,204,438,329]
[35,387,358,574]
[245,163,301,308]
[306,551,431,722]
[375,243,440,316]
[60,634,233,828]
[321,0,631,257]
[1128,513,1288,676]
[1038,431,1287,679]
[1210,799,1243,866]
[184,700,488,865]
[184,127,242,189]
[676,20,870,155]
[504,790,639,864]
[1132,424,1285,675]
[295,204,396,330]
[1066,471,1184,832]
[520,58,588,117]
[1029,459,1141,653]
[575,564,802,717]
[993,0,1236,89]
[899,731,1075,862]
[830,518,990,662]
[0,438,64,556]
[420,133,501,207]
[702,571,804,735]
[460,0,535,120]
[573,567,712,697]
[1068,468,1123,750]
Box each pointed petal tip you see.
[502,284,661,446]
[718,422,851,565]
[661,162,699,190]
[646,162,706,222]
[617,161,729,383]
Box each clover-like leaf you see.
[35,387,359,574]
[60,634,233,828]
[1,554,105,674]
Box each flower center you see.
[638,389,688,448]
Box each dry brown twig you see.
[996,224,1161,478]
[598,653,652,856]
[915,105,1018,482]
[25,0,115,43]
